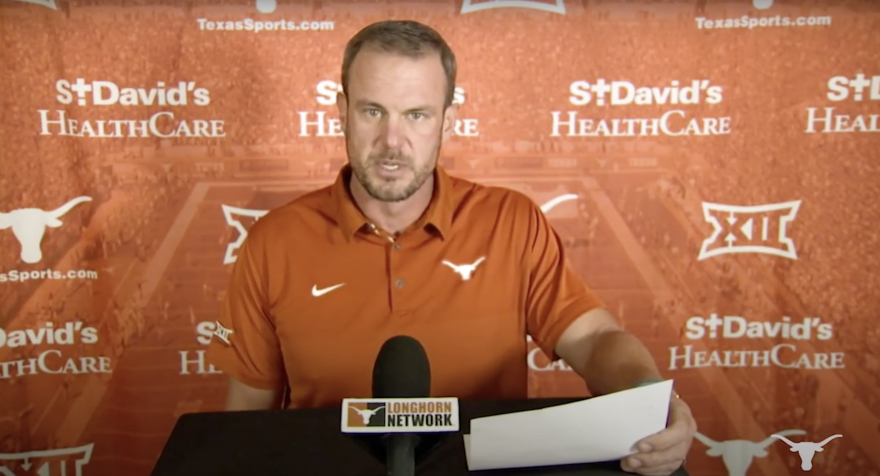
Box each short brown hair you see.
[341,20,457,107]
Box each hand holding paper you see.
[463,380,675,472]
[621,388,695,475]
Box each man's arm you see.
[517,193,663,396]
[554,308,663,396]
[205,223,288,409]
[224,377,283,411]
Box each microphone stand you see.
[385,433,420,476]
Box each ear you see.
[336,91,348,130]
[441,103,459,143]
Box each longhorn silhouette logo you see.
[350,405,385,425]
[442,257,485,281]
[0,196,92,264]
[771,434,842,471]
[694,429,806,476]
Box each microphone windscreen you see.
[372,335,431,398]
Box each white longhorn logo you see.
[771,434,842,471]
[694,429,806,476]
[442,257,486,281]
[0,196,92,264]
[350,406,385,425]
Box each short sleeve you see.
[206,232,286,390]
[523,197,605,361]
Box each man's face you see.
[338,47,457,203]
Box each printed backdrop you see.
[1,0,879,476]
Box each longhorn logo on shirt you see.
[348,402,387,427]
[443,257,486,281]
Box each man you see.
[206,20,695,476]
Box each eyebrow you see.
[353,99,437,114]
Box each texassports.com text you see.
[696,14,832,30]
[196,18,335,33]
[0,269,99,283]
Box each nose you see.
[378,116,402,150]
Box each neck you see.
[349,174,435,235]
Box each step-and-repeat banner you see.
[1,1,878,475]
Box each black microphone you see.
[372,335,431,476]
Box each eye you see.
[365,108,382,117]
[409,112,426,120]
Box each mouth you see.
[374,160,406,172]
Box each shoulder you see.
[238,184,334,249]
[446,174,544,223]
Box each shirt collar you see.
[326,164,454,242]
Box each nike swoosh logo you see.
[311,283,345,297]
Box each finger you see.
[622,455,682,476]
[628,440,690,469]
[636,426,686,453]
[637,406,692,452]
[637,461,684,476]
[620,457,639,473]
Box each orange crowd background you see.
[1,1,878,476]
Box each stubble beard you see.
[347,127,442,203]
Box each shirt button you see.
[395,279,405,288]
[393,243,402,250]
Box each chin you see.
[373,186,413,202]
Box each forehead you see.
[347,47,446,107]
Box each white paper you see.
[463,380,673,471]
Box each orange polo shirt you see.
[206,165,604,409]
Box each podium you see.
[151,398,691,476]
